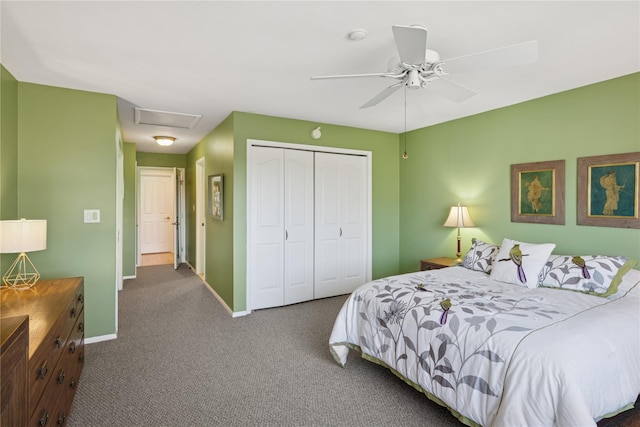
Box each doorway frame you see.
[136,166,186,266]
[246,139,373,312]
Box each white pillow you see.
[462,239,500,274]
[489,238,556,288]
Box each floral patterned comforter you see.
[329,266,640,426]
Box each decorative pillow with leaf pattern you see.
[462,238,499,274]
[538,255,637,297]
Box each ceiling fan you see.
[311,25,538,109]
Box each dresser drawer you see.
[1,316,30,426]
[28,339,54,416]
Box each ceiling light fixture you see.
[154,136,176,147]
[347,29,367,41]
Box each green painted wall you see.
[202,114,235,307]
[123,142,137,277]
[136,151,186,168]
[17,82,118,338]
[186,112,401,312]
[0,65,19,274]
[399,73,640,273]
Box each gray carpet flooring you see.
[67,264,459,427]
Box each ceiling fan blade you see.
[311,72,394,80]
[426,77,476,103]
[360,82,404,109]
[392,25,427,65]
[442,40,538,75]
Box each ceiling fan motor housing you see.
[406,69,421,88]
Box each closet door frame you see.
[246,139,372,313]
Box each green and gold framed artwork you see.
[511,160,565,225]
[578,152,639,229]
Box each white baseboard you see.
[85,333,117,344]
[200,279,249,317]
[124,275,136,280]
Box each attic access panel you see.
[134,108,202,129]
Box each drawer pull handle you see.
[70,307,77,318]
[77,294,84,304]
[57,412,66,426]
[79,352,85,363]
[38,361,49,379]
[55,337,63,348]
[69,379,77,389]
[69,341,76,354]
[38,409,49,426]
[78,322,84,332]
[57,370,65,384]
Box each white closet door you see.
[284,149,314,305]
[250,147,285,309]
[314,152,367,298]
[250,147,314,309]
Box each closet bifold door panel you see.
[249,147,314,309]
[314,152,367,298]
[283,149,315,305]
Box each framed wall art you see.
[208,174,224,221]
[577,152,639,229]
[511,160,565,225]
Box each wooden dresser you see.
[1,277,85,426]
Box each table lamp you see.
[0,219,47,289]
[443,204,475,263]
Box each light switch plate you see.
[84,209,100,223]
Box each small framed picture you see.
[208,174,224,221]
[577,152,639,228]
[511,160,565,225]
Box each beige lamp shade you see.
[443,204,475,262]
[443,205,475,228]
[0,219,47,253]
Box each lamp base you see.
[1,253,40,290]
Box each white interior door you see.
[249,147,315,309]
[195,158,205,275]
[140,171,174,254]
[250,146,285,309]
[172,167,182,269]
[314,152,367,298]
[284,149,314,305]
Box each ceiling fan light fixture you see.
[425,49,441,63]
[154,136,176,146]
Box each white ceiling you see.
[2,1,638,154]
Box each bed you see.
[329,238,640,426]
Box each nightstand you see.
[420,257,459,271]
